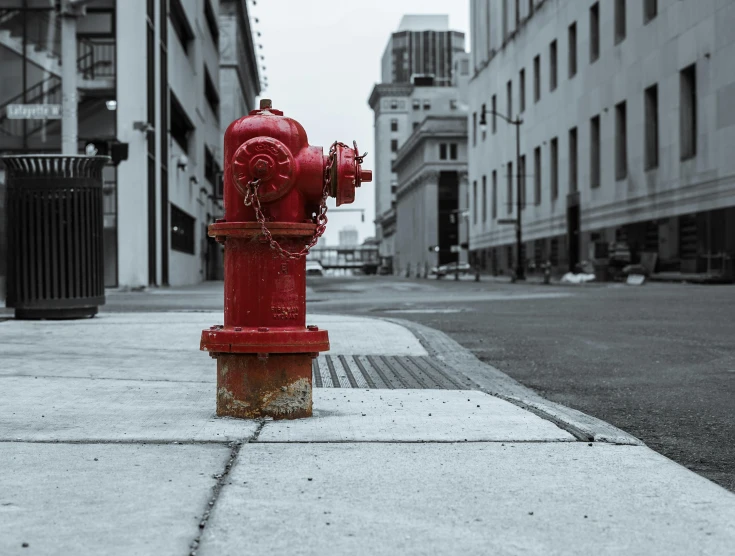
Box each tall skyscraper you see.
[381,15,465,86]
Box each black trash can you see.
[2,155,110,319]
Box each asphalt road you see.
[10,275,732,493]
[305,276,735,493]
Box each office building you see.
[369,15,466,274]
[0,0,260,292]
[468,0,735,279]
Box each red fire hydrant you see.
[200,99,371,420]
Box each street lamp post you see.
[479,106,525,281]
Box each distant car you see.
[306,261,325,276]
[431,262,472,278]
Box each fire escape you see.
[0,6,115,152]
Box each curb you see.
[384,317,644,446]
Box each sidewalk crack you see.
[187,419,266,556]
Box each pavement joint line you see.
[188,419,266,556]
[0,374,211,384]
[0,439,232,445]
[250,439,597,444]
[383,316,645,446]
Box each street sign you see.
[496,218,517,225]
[6,104,62,120]
[450,245,461,253]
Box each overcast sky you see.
[249,0,469,245]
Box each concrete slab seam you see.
[383,317,645,447]
[187,419,265,556]
[0,439,235,446]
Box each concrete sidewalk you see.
[1,311,734,555]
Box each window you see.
[170,0,194,54]
[390,139,398,153]
[507,80,513,119]
[203,0,219,45]
[615,0,626,44]
[423,99,431,110]
[170,91,194,153]
[533,55,541,102]
[390,100,398,109]
[534,146,541,205]
[615,101,627,179]
[170,204,195,254]
[413,122,419,131]
[590,3,600,63]
[482,175,487,223]
[515,0,520,27]
[568,23,577,78]
[390,119,398,132]
[645,84,659,170]
[590,115,601,188]
[502,0,509,40]
[569,127,578,192]
[644,0,657,24]
[412,99,420,110]
[549,40,557,91]
[492,95,497,133]
[472,111,477,146]
[450,143,458,160]
[204,66,219,117]
[440,143,447,160]
[550,137,559,200]
[506,162,513,214]
[519,154,526,209]
[473,180,478,224]
[204,145,218,186]
[528,0,534,17]
[491,170,497,219]
[450,99,458,109]
[519,69,525,112]
[680,64,697,160]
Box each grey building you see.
[0,0,260,293]
[468,0,735,279]
[369,15,466,274]
[392,79,469,277]
[381,14,465,86]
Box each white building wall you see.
[469,0,735,257]
[115,0,149,288]
[166,0,221,286]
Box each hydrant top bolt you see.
[259,98,272,110]
[234,327,242,332]
[254,159,269,175]
[307,325,319,331]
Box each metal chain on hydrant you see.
[243,141,350,260]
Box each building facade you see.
[0,0,260,295]
[369,15,466,274]
[468,0,735,279]
[381,14,466,86]
[392,81,469,277]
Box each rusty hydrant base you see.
[216,353,312,420]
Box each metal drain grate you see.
[312,355,473,390]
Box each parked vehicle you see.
[430,262,472,279]
[306,261,325,276]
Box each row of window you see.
[472,0,659,146]
[471,63,697,225]
[388,98,460,113]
